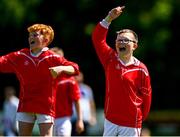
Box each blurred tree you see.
[0,0,43,27]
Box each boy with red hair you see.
[0,24,79,136]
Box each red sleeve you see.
[92,23,113,67]
[0,51,18,73]
[71,80,81,101]
[58,56,79,76]
[140,68,152,121]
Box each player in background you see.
[2,86,19,136]
[0,24,79,136]
[92,6,152,136]
[50,47,84,136]
[71,71,97,136]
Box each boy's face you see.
[28,31,47,50]
[115,32,137,57]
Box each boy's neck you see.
[31,48,42,55]
[30,47,49,57]
[119,55,134,66]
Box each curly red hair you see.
[27,24,54,45]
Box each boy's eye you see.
[117,38,136,44]
[33,33,39,37]
[29,32,40,37]
[117,39,129,43]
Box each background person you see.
[2,86,19,136]
[71,71,97,136]
[50,47,84,136]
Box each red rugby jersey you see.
[55,76,81,118]
[0,48,79,117]
[92,23,152,128]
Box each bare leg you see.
[18,121,34,136]
[39,123,53,136]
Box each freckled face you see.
[28,31,45,50]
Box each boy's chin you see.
[30,45,38,50]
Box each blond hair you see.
[27,24,54,45]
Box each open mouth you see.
[30,40,35,45]
[119,47,126,51]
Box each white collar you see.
[118,56,140,66]
[30,47,49,57]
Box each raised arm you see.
[92,6,125,66]
[104,6,125,23]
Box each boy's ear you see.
[133,43,138,50]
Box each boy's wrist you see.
[105,15,112,23]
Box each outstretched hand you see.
[106,6,125,22]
